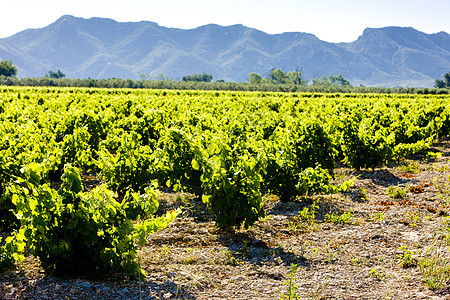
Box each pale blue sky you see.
[2,0,450,42]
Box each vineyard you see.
[1,87,450,299]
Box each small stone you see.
[233,275,246,281]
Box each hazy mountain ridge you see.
[1,15,449,87]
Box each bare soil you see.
[2,140,450,299]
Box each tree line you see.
[0,59,449,94]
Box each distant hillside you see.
[0,15,449,87]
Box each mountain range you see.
[1,15,449,87]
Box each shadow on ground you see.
[0,269,197,300]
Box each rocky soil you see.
[1,139,450,299]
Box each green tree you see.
[329,74,351,86]
[313,74,351,86]
[268,68,288,84]
[182,73,213,82]
[47,69,66,79]
[266,69,306,85]
[0,60,18,77]
[434,72,450,88]
[312,75,331,86]
[248,72,263,84]
[287,70,306,85]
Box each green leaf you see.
[191,158,200,170]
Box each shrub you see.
[324,210,354,225]
[264,118,336,202]
[0,233,25,272]
[288,202,318,233]
[0,158,22,231]
[386,185,408,199]
[196,138,265,230]
[98,132,159,195]
[296,166,338,196]
[13,165,179,278]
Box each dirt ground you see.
[1,139,450,299]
